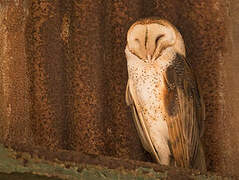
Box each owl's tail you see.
[193,140,207,172]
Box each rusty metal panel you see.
[0,144,233,179]
[0,0,238,177]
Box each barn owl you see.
[125,18,206,171]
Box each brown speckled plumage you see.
[125,18,206,171]
[164,54,206,170]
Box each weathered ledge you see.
[0,142,235,180]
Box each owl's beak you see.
[142,55,155,63]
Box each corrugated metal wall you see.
[0,0,238,177]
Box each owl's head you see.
[125,18,185,62]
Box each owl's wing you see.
[126,80,160,162]
[163,53,206,169]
